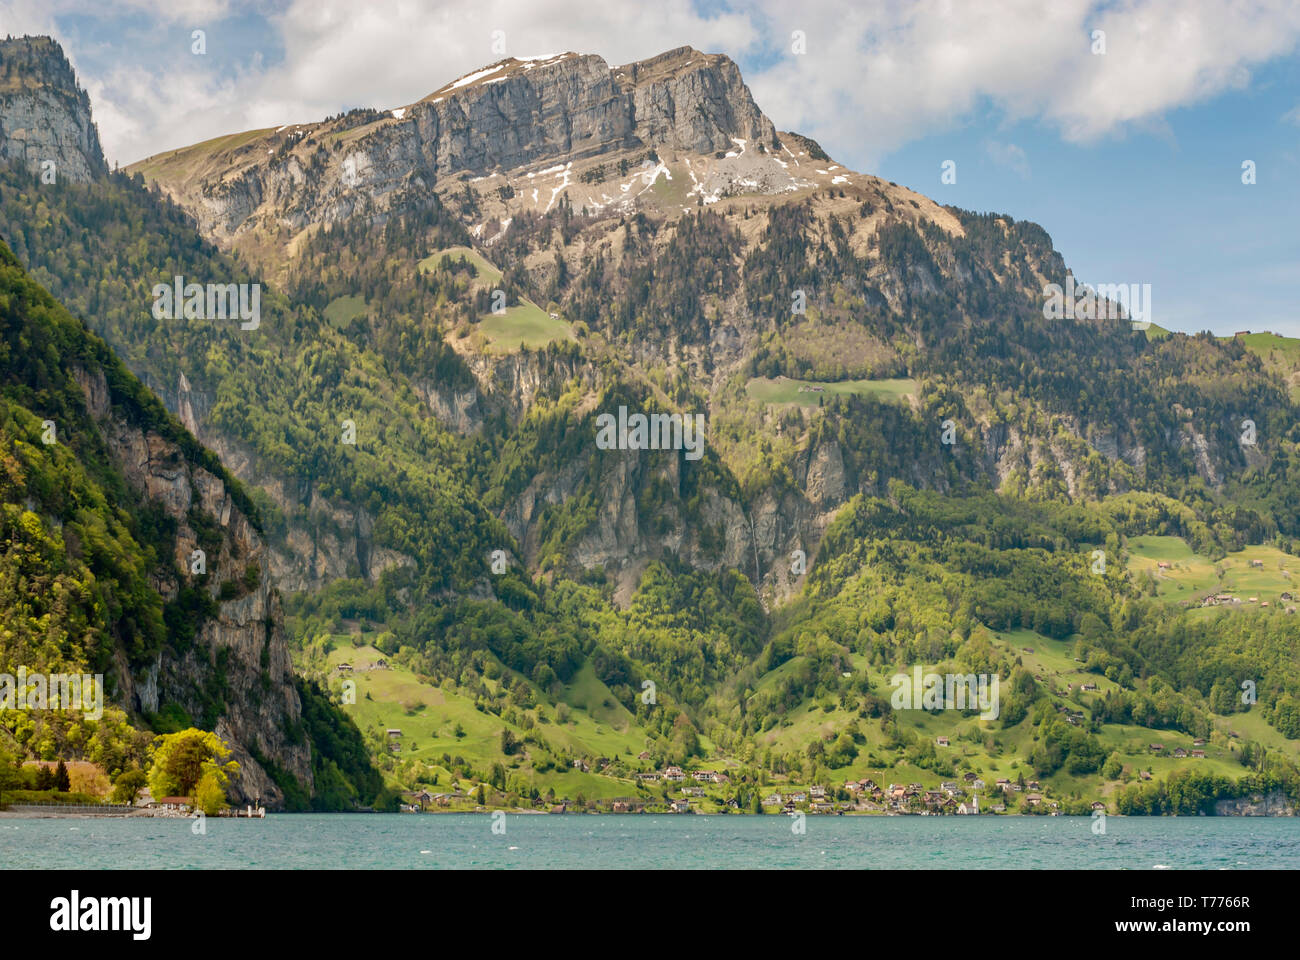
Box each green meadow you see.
[1234,331,1300,360]
[315,641,649,803]
[477,302,573,353]
[323,293,367,328]
[421,246,572,352]
[1126,535,1299,606]
[1226,331,1300,401]
[130,127,276,183]
[418,245,502,287]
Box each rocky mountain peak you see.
[0,35,107,183]
[407,45,776,158]
[619,46,777,154]
[127,45,783,252]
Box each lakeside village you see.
[395,758,1120,816]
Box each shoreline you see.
[0,809,153,818]
[5,808,1293,819]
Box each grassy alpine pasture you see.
[421,246,572,352]
[477,302,573,353]
[1226,331,1300,401]
[130,127,277,184]
[1125,535,1300,607]
[323,293,367,328]
[312,641,649,803]
[1233,331,1300,362]
[418,245,502,287]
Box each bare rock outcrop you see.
[76,365,312,807]
[0,36,107,183]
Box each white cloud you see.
[745,0,1300,166]
[5,0,1300,167]
[257,0,757,123]
[0,0,60,37]
[38,0,759,164]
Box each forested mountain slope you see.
[0,239,378,808]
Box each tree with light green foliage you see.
[0,747,19,803]
[194,768,230,815]
[147,728,239,805]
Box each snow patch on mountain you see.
[446,63,505,91]
[545,162,573,211]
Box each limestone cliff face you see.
[621,46,777,155]
[164,371,415,594]
[0,36,107,183]
[1214,792,1296,816]
[131,47,778,249]
[75,364,312,807]
[460,348,598,422]
[498,414,845,607]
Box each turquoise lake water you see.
[4,814,1298,869]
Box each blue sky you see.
[871,59,1300,337]
[5,0,1297,336]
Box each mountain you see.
[0,36,106,183]
[3,36,1299,813]
[129,43,1300,599]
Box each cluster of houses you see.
[1148,738,1208,759]
[401,787,574,812]
[659,773,994,815]
[334,658,389,675]
[756,783,844,814]
[636,765,733,785]
[395,768,1123,816]
[632,765,1102,816]
[1057,704,1087,726]
[141,793,265,818]
[831,777,987,815]
[1202,594,1243,608]
[1199,591,1295,612]
[669,796,744,813]
[399,788,471,811]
